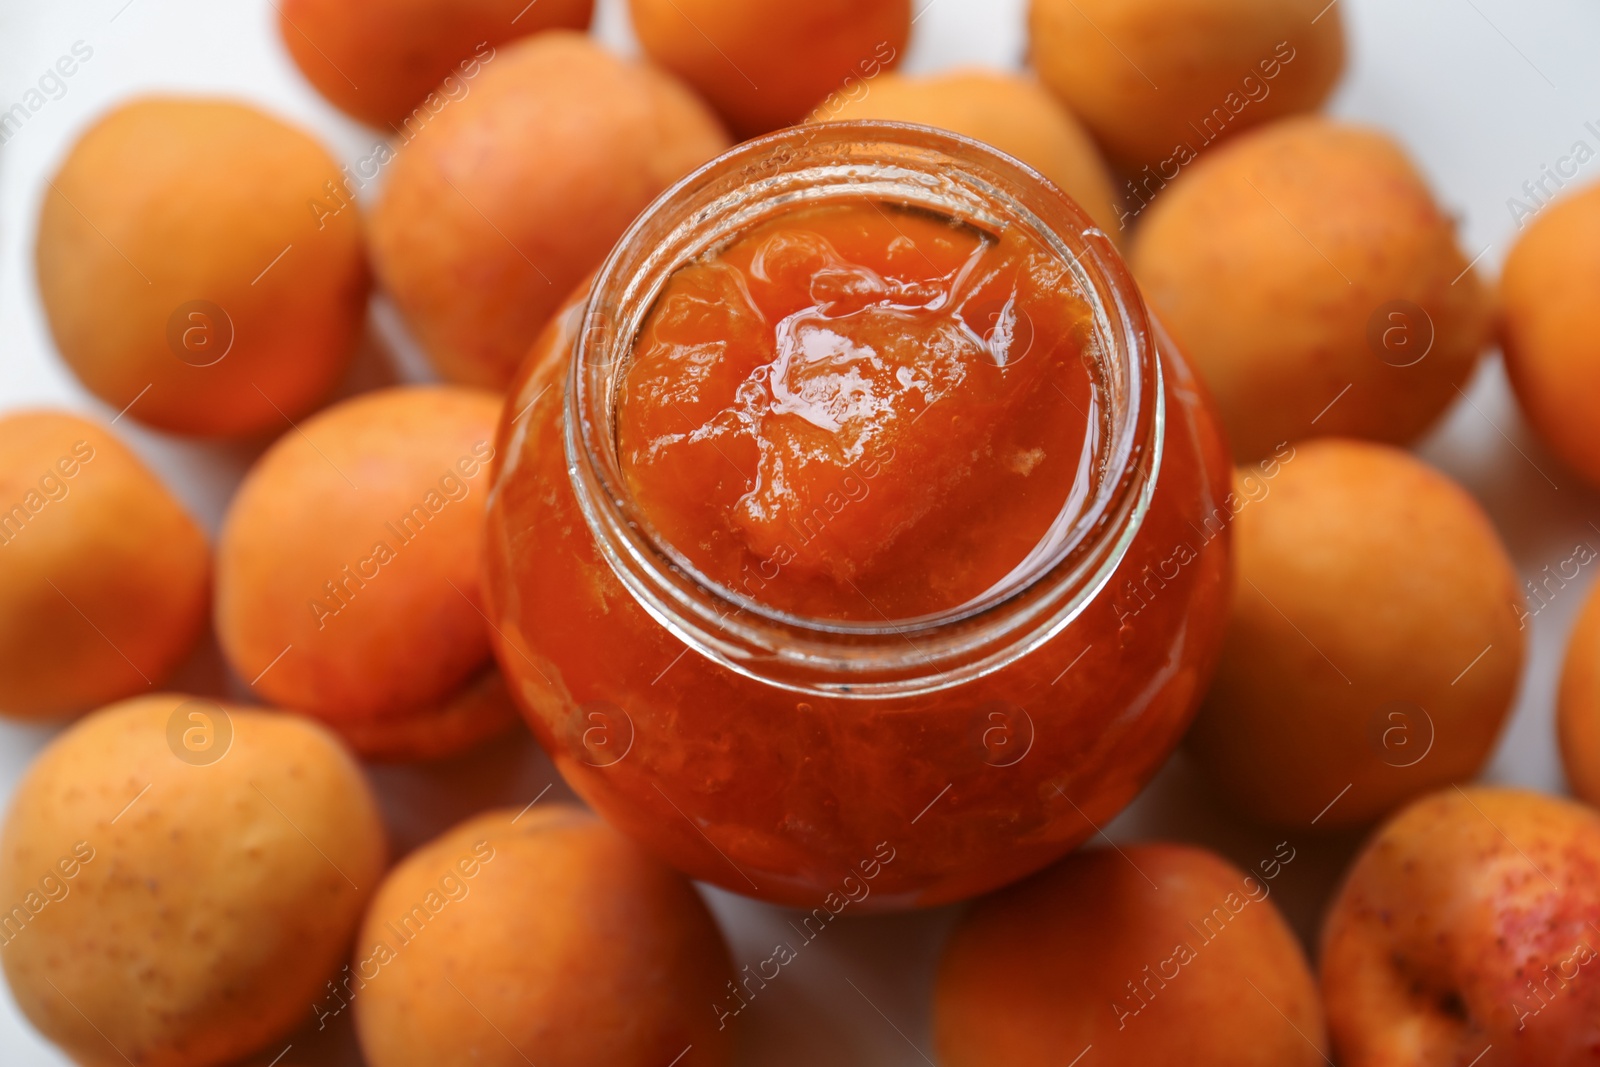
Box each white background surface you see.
[3,0,1600,1063]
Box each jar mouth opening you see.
[566,122,1162,688]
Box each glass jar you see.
[484,122,1232,910]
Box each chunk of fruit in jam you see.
[618,201,1101,621]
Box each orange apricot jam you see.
[484,124,1233,909]
[616,202,1102,621]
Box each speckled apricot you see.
[0,410,208,719]
[278,0,593,127]
[1321,787,1600,1066]
[352,804,732,1067]
[369,32,728,389]
[215,386,516,760]
[0,694,385,1067]
[36,97,368,437]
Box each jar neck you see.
[564,122,1164,698]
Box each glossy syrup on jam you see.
[616,201,1104,621]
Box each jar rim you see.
[564,120,1164,695]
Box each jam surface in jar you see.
[617,202,1103,620]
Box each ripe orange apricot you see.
[0,411,208,719]
[935,843,1327,1066]
[1130,117,1493,462]
[1558,578,1600,806]
[1500,180,1600,489]
[370,33,728,389]
[1186,440,1524,830]
[1321,787,1600,1066]
[278,0,593,128]
[1028,0,1345,170]
[811,69,1122,239]
[215,386,516,761]
[352,805,733,1066]
[36,97,369,437]
[628,0,909,138]
[0,694,385,1067]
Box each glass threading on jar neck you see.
[565,121,1164,698]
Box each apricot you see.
[0,411,208,719]
[1186,440,1523,829]
[628,0,909,138]
[369,32,728,389]
[351,804,732,1066]
[1028,0,1345,170]
[1559,578,1600,806]
[1501,179,1600,488]
[935,843,1326,1066]
[215,386,517,761]
[1130,117,1494,461]
[1321,787,1600,1065]
[36,97,368,437]
[811,69,1121,239]
[0,694,385,1067]
[278,0,593,127]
